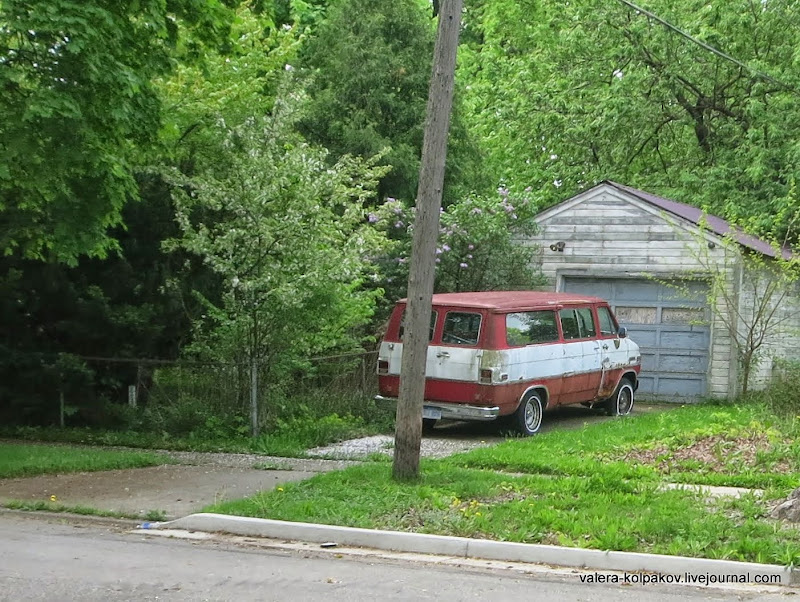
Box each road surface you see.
[0,512,791,602]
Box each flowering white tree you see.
[169,94,389,435]
[370,187,544,298]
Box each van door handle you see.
[436,351,450,359]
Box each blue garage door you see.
[563,277,710,400]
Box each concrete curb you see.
[155,513,798,586]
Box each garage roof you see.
[606,181,793,260]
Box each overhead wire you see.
[616,0,795,91]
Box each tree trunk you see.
[741,351,752,396]
[250,356,259,437]
[393,0,463,481]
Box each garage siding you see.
[523,184,737,399]
[562,277,710,400]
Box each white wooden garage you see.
[524,181,800,400]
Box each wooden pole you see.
[393,0,463,481]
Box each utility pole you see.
[393,0,463,481]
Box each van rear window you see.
[506,311,559,346]
[442,312,481,346]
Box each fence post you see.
[361,353,367,392]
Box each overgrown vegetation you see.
[207,402,800,565]
[755,359,800,420]
[2,385,395,457]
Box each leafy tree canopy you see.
[460,0,800,239]
[0,0,239,264]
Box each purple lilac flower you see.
[367,213,379,223]
[468,244,474,250]
[459,262,468,268]
[442,244,451,252]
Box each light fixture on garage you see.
[549,241,566,252]
[708,241,716,250]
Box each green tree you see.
[460,0,800,235]
[168,90,389,435]
[370,187,544,298]
[0,0,238,263]
[158,4,302,174]
[298,0,434,201]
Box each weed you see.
[252,461,293,471]
[144,509,168,521]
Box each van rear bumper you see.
[375,395,500,421]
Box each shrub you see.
[760,359,800,418]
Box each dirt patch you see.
[622,434,792,473]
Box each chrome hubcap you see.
[525,398,541,431]
[617,386,633,415]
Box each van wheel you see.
[605,378,634,416]
[513,391,543,436]
[422,418,438,433]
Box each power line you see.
[617,0,794,91]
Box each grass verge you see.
[0,443,170,479]
[2,499,166,521]
[206,402,800,565]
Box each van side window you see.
[442,312,481,346]
[399,310,437,341]
[506,311,559,346]
[559,309,581,340]
[576,307,596,337]
[597,306,617,336]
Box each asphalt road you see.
[0,512,791,602]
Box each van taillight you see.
[480,369,493,384]
[378,360,389,375]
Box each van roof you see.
[398,291,606,310]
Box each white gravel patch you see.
[306,434,498,460]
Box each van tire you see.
[513,391,543,436]
[605,378,634,416]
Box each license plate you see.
[423,407,442,420]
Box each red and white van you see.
[376,291,641,435]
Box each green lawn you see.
[0,443,169,479]
[207,402,800,565]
